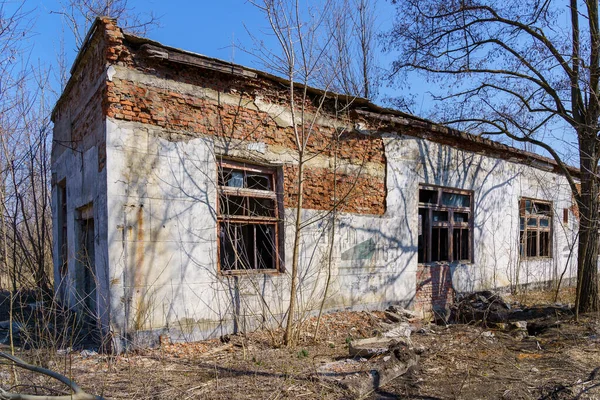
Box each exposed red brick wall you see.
[100,20,388,214]
[104,78,386,214]
[52,19,113,159]
[283,165,385,215]
[415,265,455,317]
[56,18,387,215]
[103,18,133,65]
[72,87,104,143]
[104,78,385,166]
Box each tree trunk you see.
[577,226,599,313]
[284,155,304,346]
[576,135,600,314]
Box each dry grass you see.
[505,286,576,307]
[1,290,600,399]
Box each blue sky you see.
[24,0,429,109]
[14,0,576,164]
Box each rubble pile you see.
[317,305,421,399]
[450,290,512,324]
[448,290,574,341]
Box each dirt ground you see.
[2,288,600,399]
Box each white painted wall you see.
[51,140,110,328]
[385,134,577,293]
[101,118,577,348]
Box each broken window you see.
[217,160,281,273]
[418,185,473,263]
[520,198,552,258]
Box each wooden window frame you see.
[519,197,553,259]
[418,184,474,264]
[216,159,283,275]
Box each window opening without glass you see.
[418,185,473,263]
[520,198,552,258]
[217,160,281,273]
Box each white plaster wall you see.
[385,134,577,294]
[105,119,417,346]
[104,118,577,347]
[51,143,110,327]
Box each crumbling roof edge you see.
[51,16,115,121]
[353,109,580,178]
[52,19,580,179]
[120,32,578,178]
[123,32,426,120]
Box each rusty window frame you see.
[216,159,282,275]
[418,184,474,264]
[519,198,553,259]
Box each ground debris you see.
[451,290,511,324]
[3,289,596,400]
[319,341,418,399]
[450,290,573,332]
[383,305,418,324]
[349,337,404,358]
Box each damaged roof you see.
[60,16,580,178]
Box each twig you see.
[0,351,103,400]
[198,343,233,358]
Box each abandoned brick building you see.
[51,18,578,349]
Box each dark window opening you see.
[540,231,550,257]
[247,174,271,190]
[418,185,473,263]
[220,195,246,216]
[419,189,438,204]
[453,228,469,261]
[431,227,449,262]
[535,202,551,215]
[218,223,277,271]
[249,198,276,217]
[433,211,448,222]
[526,230,538,257]
[76,205,96,316]
[418,208,427,264]
[454,212,469,223]
[256,225,275,269]
[217,161,281,273]
[441,192,470,208]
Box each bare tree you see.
[0,0,54,296]
[251,0,336,346]
[249,0,379,345]
[52,0,159,50]
[386,0,600,313]
[0,0,86,390]
[322,0,380,100]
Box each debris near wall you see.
[448,290,573,337]
[315,305,422,399]
[34,294,600,400]
[450,290,512,324]
[317,341,419,399]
